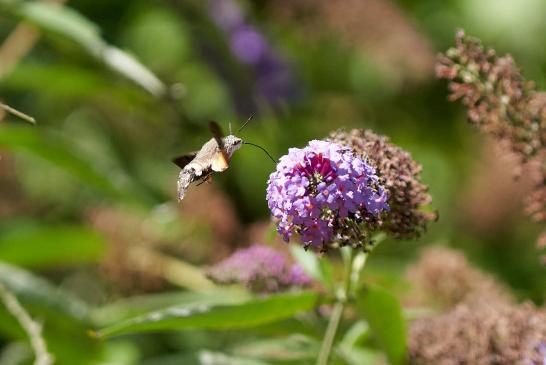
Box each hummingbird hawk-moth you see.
[173,120,276,202]
[173,121,243,201]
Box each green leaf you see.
[97,291,318,338]
[0,126,123,198]
[339,320,370,349]
[231,335,319,362]
[239,316,319,340]
[0,342,33,364]
[4,63,154,111]
[290,246,333,288]
[0,262,105,364]
[92,289,251,326]
[0,261,90,325]
[18,1,103,51]
[140,351,273,365]
[8,2,166,96]
[0,220,105,268]
[337,347,380,365]
[355,285,407,365]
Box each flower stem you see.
[316,248,356,365]
[0,283,53,365]
[316,301,344,365]
[316,235,385,365]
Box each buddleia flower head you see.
[266,140,389,252]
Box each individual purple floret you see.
[266,140,389,251]
[207,244,312,293]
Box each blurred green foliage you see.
[0,0,545,364]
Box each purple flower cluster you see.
[208,0,298,108]
[267,140,389,251]
[530,342,546,365]
[206,244,312,293]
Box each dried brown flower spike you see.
[437,30,546,258]
[436,29,546,162]
[409,302,546,365]
[328,129,437,239]
[406,246,513,309]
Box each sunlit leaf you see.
[92,289,251,326]
[355,286,407,365]
[18,1,102,51]
[6,1,166,96]
[97,291,318,338]
[100,46,167,98]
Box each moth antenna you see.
[237,113,255,133]
[243,142,276,164]
[229,122,232,135]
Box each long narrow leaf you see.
[4,1,166,96]
[97,291,317,338]
[92,289,251,326]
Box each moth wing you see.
[211,151,230,172]
[177,168,195,201]
[208,121,224,148]
[208,121,230,170]
[172,152,198,169]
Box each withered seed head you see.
[409,302,546,365]
[436,29,546,163]
[406,246,513,309]
[437,30,546,257]
[328,129,436,239]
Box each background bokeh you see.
[0,0,545,364]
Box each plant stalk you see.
[316,248,359,365]
[0,283,53,365]
[316,301,344,365]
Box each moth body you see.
[177,134,243,201]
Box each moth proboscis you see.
[173,120,276,202]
